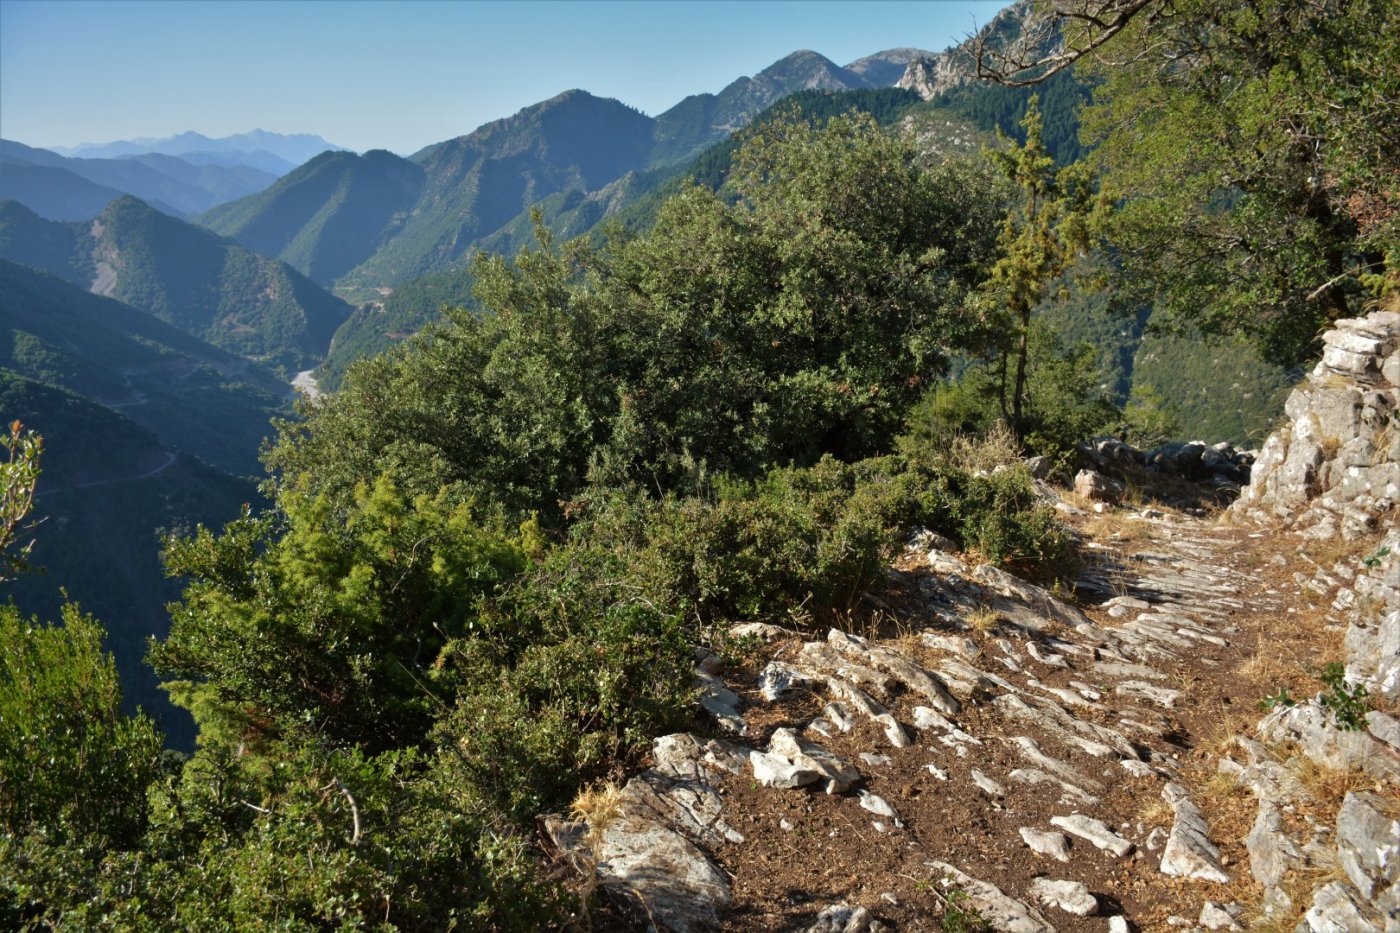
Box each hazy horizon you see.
[1,0,1003,156]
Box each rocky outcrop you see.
[1220,310,1400,931]
[895,56,971,101]
[1233,312,1400,538]
[1231,310,1400,701]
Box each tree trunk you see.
[1010,304,1030,439]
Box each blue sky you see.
[1,1,1003,155]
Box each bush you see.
[0,602,163,846]
[579,455,933,630]
[438,543,694,822]
[950,466,1076,582]
[901,321,1122,465]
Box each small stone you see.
[1029,878,1098,916]
[696,669,747,733]
[859,790,896,817]
[806,903,874,933]
[1145,826,1169,851]
[971,769,1006,799]
[1076,468,1125,503]
[780,818,794,831]
[925,763,949,780]
[1115,680,1182,708]
[1121,759,1160,779]
[1108,918,1130,933]
[859,752,893,767]
[1050,814,1134,857]
[1199,901,1243,931]
[1020,826,1071,861]
[730,622,792,642]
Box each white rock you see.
[1019,826,1071,862]
[971,768,1006,799]
[1050,814,1134,857]
[1029,878,1098,916]
[1159,783,1230,884]
[1199,901,1243,930]
[858,790,898,819]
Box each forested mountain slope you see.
[0,261,282,742]
[0,197,350,373]
[198,149,425,285]
[0,139,277,218]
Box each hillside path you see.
[545,495,1392,931]
[37,449,178,498]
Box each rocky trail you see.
[544,313,1400,932]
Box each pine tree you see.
[983,96,1104,436]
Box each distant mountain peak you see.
[53,130,345,173]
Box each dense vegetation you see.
[3,113,1079,929]
[317,87,924,390]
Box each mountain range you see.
[51,129,344,172]
[199,47,951,297]
[0,197,350,373]
[1,139,279,220]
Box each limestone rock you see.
[752,728,860,793]
[542,814,729,932]
[925,860,1055,932]
[1018,827,1070,862]
[1159,782,1230,884]
[1199,901,1243,930]
[696,669,746,734]
[1076,468,1125,503]
[1260,702,1400,783]
[1300,880,1382,932]
[1246,803,1303,896]
[807,903,878,933]
[1029,877,1097,916]
[1335,791,1400,900]
[1049,814,1133,857]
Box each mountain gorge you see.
[0,260,284,742]
[0,197,350,372]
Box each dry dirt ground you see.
[550,484,1397,932]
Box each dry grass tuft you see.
[963,604,1001,635]
[1287,756,1373,813]
[945,422,1020,474]
[571,782,625,846]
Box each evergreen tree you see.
[982,96,1105,435]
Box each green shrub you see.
[949,465,1076,582]
[580,455,931,630]
[0,602,163,846]
[438,543,694,822]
